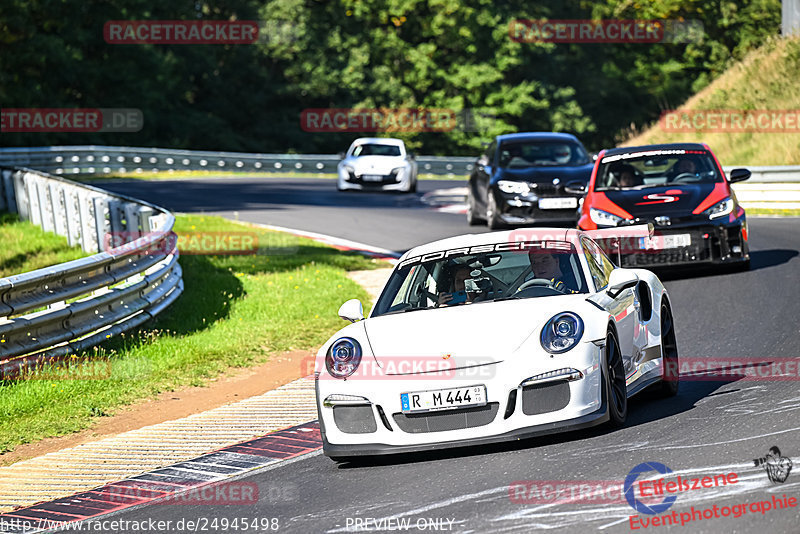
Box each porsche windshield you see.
[497,141,590,168]
[596,150,723,191]
[372,242,588,317]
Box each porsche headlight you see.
[703,197,734,219]
[326,337,362,379]
[541,312,584,354]
[497,180,530,195]
[590,208,623,227]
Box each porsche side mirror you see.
[607,270,639,299]
[564,181,586,195]
[338,299,364,323]
[729,168,751,183]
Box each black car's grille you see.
[529,183,559,196]
[521,381,571,415]
[392,403,499,433]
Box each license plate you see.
[401,385,486,413]
[362,174,384,182]
[539,197,578,209]
[639,234,691,250]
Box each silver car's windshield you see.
[351,143,402,157]
[372,242,588,317]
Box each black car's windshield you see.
[596,149,723,191]
[372,242,588,317]
[497,140,590,168]
[351,143,402,157]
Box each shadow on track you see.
[332,376,750,469]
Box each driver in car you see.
[526,250,580,294]
[671,157,697,178]
[437,264,487,307]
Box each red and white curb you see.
[0,421,322,533]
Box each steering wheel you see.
[672,172,696,183]
[516,278,554,292]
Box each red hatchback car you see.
[578,143,751,269]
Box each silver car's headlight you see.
[703,197,734,219]
[590,208,623,227]
[344,165,355,174]
[497,180,530,195]
[541,312,584,354]
[326,337,362,378]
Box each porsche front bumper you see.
[316,343,606,457]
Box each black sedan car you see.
[578,143,751,269]
[466,132,594,229]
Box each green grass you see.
[0,212,89,277]
[625,36,800,166]
[745,207,800,216]
[0,214,388,455]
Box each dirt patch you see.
[0,349,315,466]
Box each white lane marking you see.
[243,222,401,260]
[644,425,800,451]
[326,486,507,533]
[597,517,629,529]
[491,460,789,530]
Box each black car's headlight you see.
[541,312,584,354]
[703,197,734,219]
[326,337,362,379]
[497,180,530,195]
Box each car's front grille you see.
[333,405,378,434]
[392,403,499,433]
[521,381,571,415]
[349,172,399,185]
[529,183,558,196]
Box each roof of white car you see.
[399,228,581,260]
[351,137,405,146]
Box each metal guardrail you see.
[1,145,799,184]
[0,146,478,177]
[0,167,183,378]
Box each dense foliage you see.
[0,0,780,154]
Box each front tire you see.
[486,193,505,230]
[656,304,679,397]
[604,328,628,426]
[466,192,482,225]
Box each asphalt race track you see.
[96,176,485,252]
[80,176,800,533]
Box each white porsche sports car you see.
[315,226,679,459]
[337,137,418,193]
